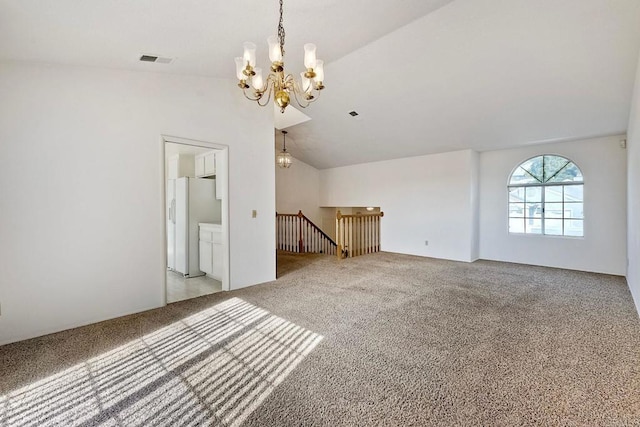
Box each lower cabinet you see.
[199,240,213,275]
[199,223,222,281]
[212,243,223,280]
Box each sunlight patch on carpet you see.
[1,298,323,427]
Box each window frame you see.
[507,155,584,238]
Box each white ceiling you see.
[2,0,640,169]
[0,0,451,77]
[274,105,311,130]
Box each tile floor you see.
[166,270,222,303]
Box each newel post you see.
[336,210,343,259]
[298,210,304,253]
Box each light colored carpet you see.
[1,252,639,426]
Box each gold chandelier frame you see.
[235,0,325,113]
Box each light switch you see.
[252,210,257,218]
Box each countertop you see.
[199,223,222,230]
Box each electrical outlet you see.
[425,240,429,246]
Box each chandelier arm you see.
[302,80,323,105]
[303,82,320,104]
[255,74,278,106]
[256,84,274,107]
[241,88,262,102]
[266,73,280,88]
[283,73,294,84]
[289,77,319,109]
[308,86,321,103]
[289,87,311,109]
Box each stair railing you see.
[276,210,337,255]
[336,210,384,259]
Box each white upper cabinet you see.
[194,149,224,201]
[195,151,216,178]
[195,155,205,177]
[204,152,216,175]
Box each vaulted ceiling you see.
[2,0,640,169]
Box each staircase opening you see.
[276,207,384,260]
[335,208,384,259]
[276,210,337,255]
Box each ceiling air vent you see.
[139,55,173,64]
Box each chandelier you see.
[276,131,292,168]
[235,0,325,113]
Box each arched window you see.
[508,155,583,236]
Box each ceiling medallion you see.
[235,0,325,113]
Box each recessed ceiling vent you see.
[348,111,359,117]
[139,55,173,64]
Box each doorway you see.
[162,136,230,304]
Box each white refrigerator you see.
[167,177,217,277]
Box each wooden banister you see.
[276,210,337,255]
[336,210,384,259]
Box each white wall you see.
[627,52,640,315]
[275,156,321,226]
[469,151,480,261]
[320,150,479,262]
[479,135,627,275]
[0,62,275,345]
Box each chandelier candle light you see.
[235,0,325,113]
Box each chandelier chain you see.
[278,0,285,57]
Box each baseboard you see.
[626,275,640,319]
[0,303,164,347]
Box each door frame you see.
[160,135,231,305]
